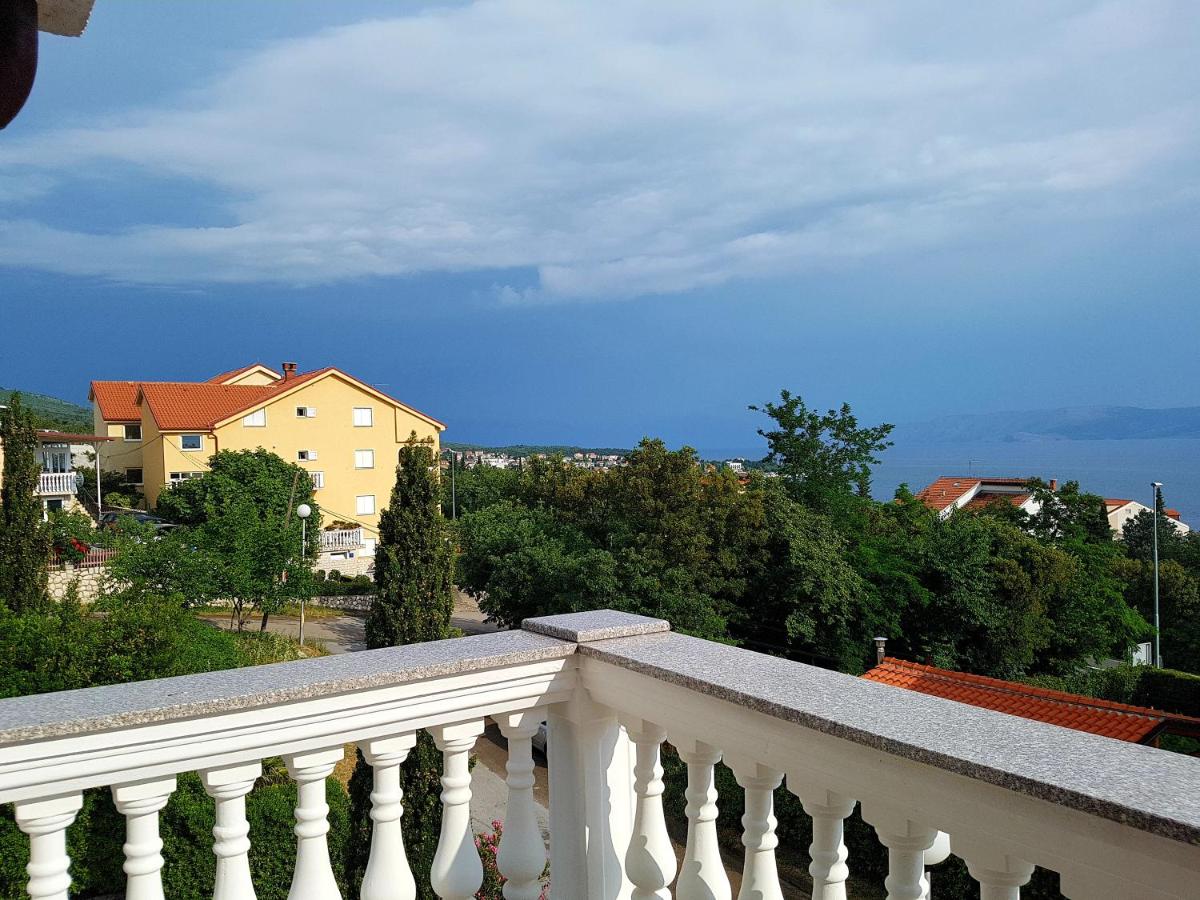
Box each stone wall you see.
[47,566,108,602]
[315,553,375,579]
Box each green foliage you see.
[118,449,319,629]
[350,437,455,897]
[0,394,52,612]
[752,390,894,504]
[47,507,101,563]
[0,597,241,698]
[366,438,454,647]
[441,461,521,518]
[1027,664,1200,718]
[0,387,90,433]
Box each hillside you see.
[444,441,629,457]
[0,388,91,433]
[896,405,1200,444]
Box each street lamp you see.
[297,503,312,647]
[1150,483,1163,668]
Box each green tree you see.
[350,437,455,897]
[0,394,52,611]
[1022,479,1113,545]
[135,449,319,629]
[752,391,893,506]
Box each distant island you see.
[896,405,1200,444]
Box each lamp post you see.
[1150,483,1163,667]
[297,503,312,647]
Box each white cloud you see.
[0,0,1196,299]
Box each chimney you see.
[281,362,298,380]
[874,636,887,666]
[1049,479,1058,492]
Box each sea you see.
[697,438,1200,521]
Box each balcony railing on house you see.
[35,472,77,496]
[49,546,116,570]
[0,610,1197,900]
[320,526,364,552]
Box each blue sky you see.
[2,1,1198,451]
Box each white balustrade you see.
[675,736,731,900]
[790,781,855,900]
[320,527,363,551]
[430,721,486,900]
[35,472,77,496]
[112,776,176,900]
[284,747,344,900]
[621,716,676,900]
[13,793,82,900]
[1,611,1198,900]
[361,734,419,900]
[725,757,784,900]
[496,710,547,900]
[201,762,261,900]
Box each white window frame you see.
[169,471,202,483]
[296,406,317,418]
[180,434,203,451]
[310,471,325,489]
[297,449,319,461]
[354,449,375,469]
[356,494,376,515]
[123,424,142,442]
[353,407,374,427]
[242,409,266,427]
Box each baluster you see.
[361,734,419,900]
[675,737,731,900]
[201,762,261,900]
[620,716,676,900]
[283,746,345,900]
[726,757,784,900]
[861,803,937,900]
[953,838,1035,900]
[430,720,486,900]
[791,782,855,900]
[496,710,548,900]
[13,793,83,900]
[112,776,177,900]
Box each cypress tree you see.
[0,394,51,611]
[348,437,454,896]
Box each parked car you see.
[99,510,164,529]
[532,721,548,757]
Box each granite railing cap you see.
[0,629,573,744]
[579,630,1200,845]
[522,609,670,643]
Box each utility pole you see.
[451,451,457,520]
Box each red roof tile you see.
[863,658,1200,743]
[138,368,329,431]
[963,491,1032,511]
[914,477,981,512]
[207,363,280,384]
[89,380,141,421]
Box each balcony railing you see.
[35,471,77,496]
[320,526,364,551]
[0,610,1197,899]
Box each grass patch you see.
[231,631,330,666]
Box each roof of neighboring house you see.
[207,363,280,384]
[89,380,142,422]
[962,490,1033,511]
[35,431,113,443]
[914,477,982,511]
[1166,509,1182,521]
[1105,498,1135,511]
[137,369,327,430]
[863,657,1200,744]
[95,365,447,431]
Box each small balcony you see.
[35,471,77,496]
[0,610,1196,899]
[321,526,364,552]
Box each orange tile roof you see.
[137,368,329,431]
[963,491,1032,511]
[89,380,141,421]
[207,363,279,384]
[863,658,1200,743]
[1105,498,1134,510]
[36,430,112,443]
[914,477,981,511]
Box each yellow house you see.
[90,363,445,551]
